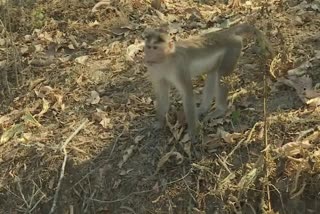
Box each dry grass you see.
[0,0,320,213]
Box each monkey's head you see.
[143,27,175,64]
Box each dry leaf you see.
[155,10,166,21]
[180,133,190,143]
[217,127,242,144]
[29,57,54,66]
[100,117,112,129]
[0,115,11,126]
[278,75,320,104]
[94,108,106,118]
[34,44,44,52]
[68,43,75,50]
[20,46,30,55]
[279,140,313,157]
[48,177,55,189]
[87,90,100,105]
[0,38,5,46]
[155,151,184,174]
[207,117,225,126]
[58,56,72,63]
[118,145,135,168]
[238,156,264,189]
[18,132,32,143]
[92,0,112,13]
[126,40,144,62]
[119,169,133,176]
[0,110,23,127]
[112,179,121,189]
[23,112,42,127]
[111,27,131,36]
[0,60,6,68]
[204,135,224,152]
[238,167,258,189]
[166,114,184,141]
[29,78,45,90]
[306,97,320,107]
[75,55,89,65]
[179,132,191,157]
[88,20,100,27]
[141,97,152,105]
[53,94,65,111]
[34,86,64,111]
[36,98,50,118]
[287,61,311,76]
[0,123,24,144]
[152,182,160,193]
[134,135,144,144]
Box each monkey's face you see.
[143,30,174,64]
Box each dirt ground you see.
[1,0,320,213]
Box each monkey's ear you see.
[158,23,169,34]
[168,41,174,48]
[168,40,175,52]
[143,28,153,39]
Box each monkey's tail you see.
[233,23,275,58]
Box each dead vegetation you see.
[0,0,320,213]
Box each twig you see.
[290,180,306,199]
[29,194,46,213]
[225,138,245,162]
[49,119,89,214]
[109,127,126,158]
[269,183,285,211]
[120,206,137,214]
[290,169,302,196]
[245,122,262,144]
[224,121,263,163]
[263,56,271,212]
[90,169,192,204]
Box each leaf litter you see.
[0,0,320,213]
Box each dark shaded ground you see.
[1,0,320,213]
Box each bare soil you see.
[0,0,320,213]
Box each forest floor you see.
[1,0,320,213]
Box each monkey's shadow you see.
[42,68,199,213]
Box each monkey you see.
[143,23,274,143]
[151,0,163,10]
[228,0,241,8]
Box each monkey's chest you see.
[149,68,178,83]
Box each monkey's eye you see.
[146,45,152,49]
[153,46,158,50]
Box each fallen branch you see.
[49,118,89,214]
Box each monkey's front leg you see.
[177,76,199,143]
[153,79,170,130]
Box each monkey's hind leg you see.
[197,71,218,119]
[209,47,241,119]
[209,76,228,119]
